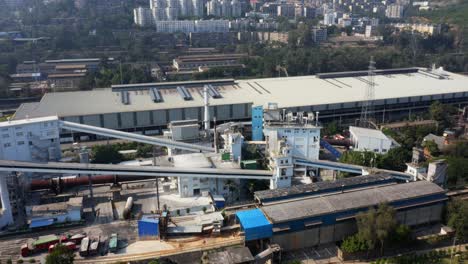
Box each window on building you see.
[15,126,22,130]
[1,128,8,132]
[2,134,9,138]
[17,141,24,145]
[4,143,11,148]
[16,132,23,137]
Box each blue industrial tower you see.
[251,105,264,141]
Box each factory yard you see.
[0,220,136,263]
[0,218,244,263]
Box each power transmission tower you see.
[359,57,376,128]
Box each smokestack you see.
[204,85,210,130]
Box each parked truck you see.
[21,234,67,257]
[48,242,76,253]
[88,236,100,256]
[79,237,90,257]
[109,233,118,253]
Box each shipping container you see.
[138,216,159,238]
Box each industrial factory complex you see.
[0,66,466,262]
[13,67,468,138]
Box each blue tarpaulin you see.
[236,209,272,241]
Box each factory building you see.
[27,197,83,229]
[255,173,397,204]
[0,116,62,228]
[13,68,468,140]
[349,126,398,154]
[236,181,447,251]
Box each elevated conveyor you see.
[59,121,214,153]
[293,157,413,181]
[0,160,272,180]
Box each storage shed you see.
[236,209,272,241]
[138,215,159,238]
[211,195,226,209]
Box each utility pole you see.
[153,146,160,213]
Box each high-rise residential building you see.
[312,26,327,43]
[134,7,154,26]
[155,20,229,33]
[277,4,295,18]
[323,11,336,25]
[207,0,242,18]
[303,6,316,18]
[231,0,242,17]
[146,0,203,23]
[207,0,222,16]
[385,4,404,18]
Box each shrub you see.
[341,234,369,253]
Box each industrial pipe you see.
[29,175,157,192]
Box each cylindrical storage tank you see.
[123,197,134,220]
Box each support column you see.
[0,172,13,228]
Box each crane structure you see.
[359,57,376,128]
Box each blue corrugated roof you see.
[236,209,272,241]
[236,209,270,229]
[30,218,54,228]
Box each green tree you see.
[322,121,339,136]
[378,147,411,171]
[356,207,378,251]
[340,150,379,168]
[429,101,457,128]
[375,204,397,254]
[353,204,398,255]
[91,145,123,164]
[446,199,468,243]
[45,244,75,264]
[422,140,439,156]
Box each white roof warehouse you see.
[13,67,468,135]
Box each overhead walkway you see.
[293,157,413,181]
[59,121,214,153]
[319,139,341,159]
[0,160,272,180]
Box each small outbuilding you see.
[235,209,272,241]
